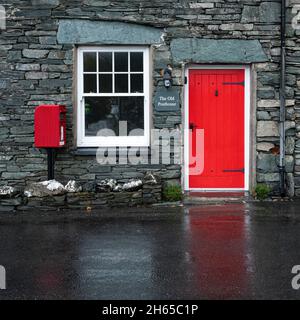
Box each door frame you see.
[183,65,251,192]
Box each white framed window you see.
[77,46,150,147]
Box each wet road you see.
[0,202,300,300]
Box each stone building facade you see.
[0,0,300,201]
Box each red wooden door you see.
[189,69,245,189]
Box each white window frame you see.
[77,46,150,147]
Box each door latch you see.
[189,123,197,130]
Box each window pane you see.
[130,52,143,72]
[115,52,128,72]
[83,52,96,72]
[84,74,97,93]
[131,74,143,93]
[85,97,144,137]
[99,74,112,93]
[115,74,128,93]
[99,52,112,72]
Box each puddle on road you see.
[0,203,299,299]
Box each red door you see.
[189,69,245,189]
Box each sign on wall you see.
[154,87,180,111]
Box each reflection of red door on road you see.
[189,205,250,299]
[189,69,245,189]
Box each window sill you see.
[72,146,151,156]
[71,148,98,156]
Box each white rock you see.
[122,179,143,191]
[143,172,159,185]
[41,180,65,192]
[24,180,66,197]
[96,179,117,192]
[0,186,15,196]
[24,190,32,198]
[113,184,123,192]
[64,180,82,193]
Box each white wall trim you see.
[183,64,251,192]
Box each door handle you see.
[189,123,197,130]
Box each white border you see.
[183,65,251,192]
[76,46,150,147]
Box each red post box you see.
[34,105,66,180]
[34,105,66,148]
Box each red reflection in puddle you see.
[39,272,60,289]
[189,204,250,299]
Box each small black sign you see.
[154,87,180,111]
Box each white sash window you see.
[77,46,150,147]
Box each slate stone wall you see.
[0,0,300,197]
[0,181,162,212]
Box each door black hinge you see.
[223,81,245,86]
[184,76,187,84]
[223,168,245,173]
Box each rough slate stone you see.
[259,2,281,23]
[170,39,268,64]
[31,0,60,6]
[241,5,260,23]
[57,20,164,45]
[257,121,280,137]
[257,154,279,173]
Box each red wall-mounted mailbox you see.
[34,105,66,148]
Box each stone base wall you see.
[0,185,162,212]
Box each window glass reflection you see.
[85,97,144,137]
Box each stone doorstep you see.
[184,192,249,205]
